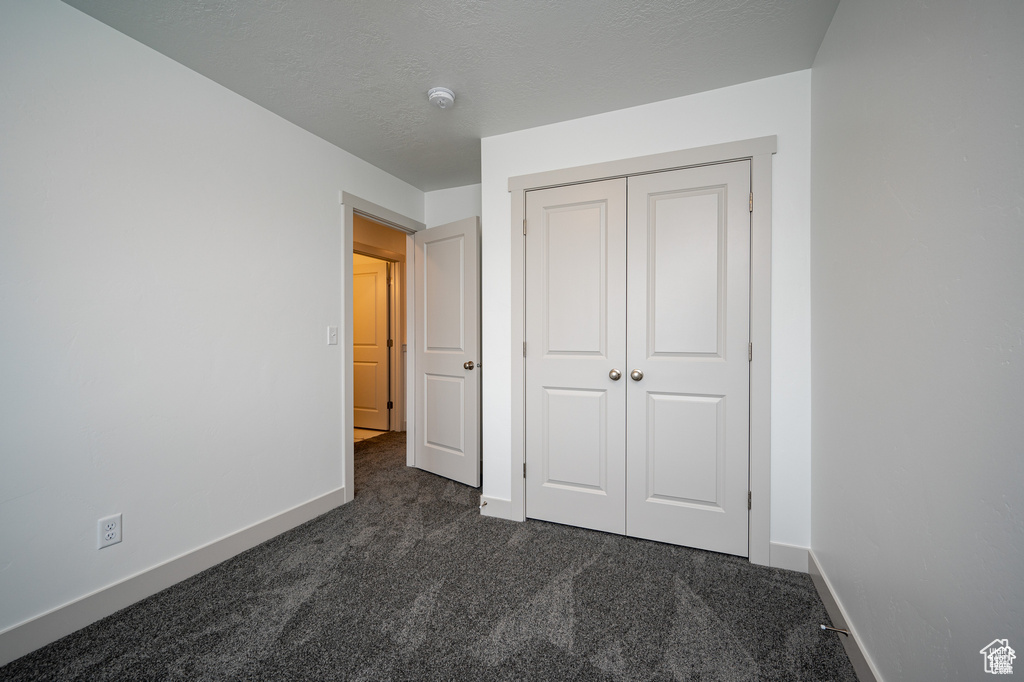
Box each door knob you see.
[630,369,644,381]
[464,361,476,370]
[609,369,622,381]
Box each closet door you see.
[625,161,751,556]
[524,178,627,534]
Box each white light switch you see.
[327,326,338,345]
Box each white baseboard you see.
[0,487,347,667]
[808,549,883,682]
[478,495,514,520]
[769,541,810,573]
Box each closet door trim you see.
[508,136,776,567]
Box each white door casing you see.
[353,254,390,430]
[525,179,627,533]
[507,137,775,565]
[523,161,751,556]
[414,217,481,487]
[625,162,750,556]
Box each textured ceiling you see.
[62,0,838,191]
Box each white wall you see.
[481,70,813,547]
[811,1,1024,678]
[0,0,421,637]
[424,184,482,227]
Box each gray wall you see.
[0,0,421,638]
[482,72,815,547]
[810,1,1024,678]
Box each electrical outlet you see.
[97,513,122,549]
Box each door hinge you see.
[523,341,527,357]
[748,342,752,362]
[387,400,393,410]
[748,491,752,510]
[387,338,394,348]
[523,218,527,236]
[523,462,527,478]
[749,192,753,213]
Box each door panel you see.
[544,204,608,354]
[525,178,626,534]
[542,387,607,491]
[626,161,750,556]
[353,254,389,430]
[424,236,465,352]
[650,190,724,356]
[353,362,380,414]
[423,373,465,454]
[414,217,480,487]
[645,392,723,506]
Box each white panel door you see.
[523,161,751,556]
[525,178,627,534]
[625,161,750,556]
[414,217,481,487]
[353,254,390,430]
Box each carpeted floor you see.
[1,432,856,681]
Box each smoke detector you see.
[427,87,455,110]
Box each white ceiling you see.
[62,0,838,191]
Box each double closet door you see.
[524,160,751,556]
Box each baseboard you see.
[0,486,347,667]
[808,550,883,682]
[768,541,809,573]
[478,495,514,520]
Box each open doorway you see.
[352,213,407,443]
[341,192,481,504]
[341,193,423,505]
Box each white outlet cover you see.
[98,513,122,549]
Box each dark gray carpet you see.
[2,432,856,681]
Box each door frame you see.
[352,252,394,431]
[341,192,424,503]
[352,249,405,432]
[507,136,776,566]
